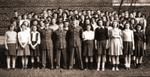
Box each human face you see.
[137,25,141,31]
[52,19,56,24]
[32,26,37,31]
[10,25,15,31]
[98,20,103,26]
[113,21,118,28]
[21,25,26,31]
[87,25,91,31]
[125,23,130,29]
[33,21,38,25]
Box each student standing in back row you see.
[4,25,17,69]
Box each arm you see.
[131,31,135,50]
[4,32,8,50]
[18,33,24,48]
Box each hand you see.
[5,46,8,50]
[133,46,135,50]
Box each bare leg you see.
[12,56,16,69]
[102,55,106,71]
[7,56,10,69]
[97,55,101,71]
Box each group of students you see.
[4,8,147,71]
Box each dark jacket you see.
[40,28,53,50]
[67,26,82,47]
[54,28,67,49]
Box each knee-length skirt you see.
[83,40,94,57]
[5,43,17,56]
[109,38,122,56]
[123,41,133,55]
[134,41,145,57]
[17,43,30,56]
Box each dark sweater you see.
[95,27,108,41]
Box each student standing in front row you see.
[109,21,123,71]
[95,20,108,71]
[67,19,83,70]
[82,25,94,70]
[40,21,54,69]
[30,26,41,68]
[55,22,67,69]
[134,24,146,68]
[122,23,135,70]
[18,24,30,69]
[4,25,17,69]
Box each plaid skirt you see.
[5,43,16,56]
[17,43,30,56]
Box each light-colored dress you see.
[18,30,30,56]
[109,28,123,56]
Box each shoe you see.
[97,68,100,71]
[69,66,73,69]
[56,66,60,69]
[116,67,119,71]
[101,68,105,71]
[112,67,115,71]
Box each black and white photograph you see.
[0,0,150,77]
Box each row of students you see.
[5,8,147,71]
[5,19,146,71]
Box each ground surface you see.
[0,36,150,77]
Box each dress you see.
[17,30,30,56]
[109,28,123,56]
[134,30,146,57]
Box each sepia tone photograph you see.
[0,0,150,77]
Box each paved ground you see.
[0,35,150,77]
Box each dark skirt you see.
[134,41,145,57]
[83,40,94,57]
[5,43,16,56]
[17,43,30,56]
[123,41,133,55]
[30,42,40,57]
[97,40,107,55]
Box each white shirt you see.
[122,29,134,42]
[49,24,59,31]
[82,31,95,41]
[18,30,30,44]
[5,31,17,43]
